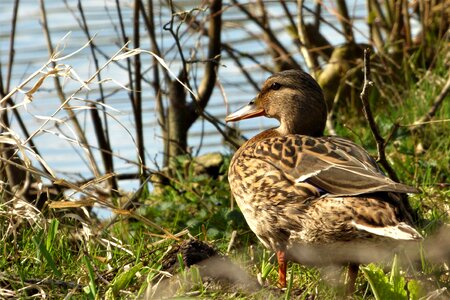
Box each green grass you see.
[1,153,448,299]
[1,47,449,299]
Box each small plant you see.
[362,255,423,300]
[105,263,142,299]
[259,250,275,284]
[144,155,250,243]
[83,256,98,299]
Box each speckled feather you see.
[229,130,421,253]
[226,70,422,268]
[234,133,418,196]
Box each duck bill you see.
[225,102,265,122]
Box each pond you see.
[1,0,371,192]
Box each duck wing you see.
[243,135,418,196]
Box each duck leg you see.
[346,263,359,296]
[277,250,287,288]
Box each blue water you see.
[0,0,374,204]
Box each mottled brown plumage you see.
[226,70,422,294]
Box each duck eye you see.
[270,82,281,90]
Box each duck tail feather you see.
[351,221,423,241]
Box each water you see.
[0,0,369,193]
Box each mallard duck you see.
[225,70,422,293]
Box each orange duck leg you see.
[277,250,287,288]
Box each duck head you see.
[225,70,327,137]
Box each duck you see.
[225,69,422,294]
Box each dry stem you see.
[360,48,399,182]
[412,75,450,131]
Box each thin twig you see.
[361,49,418,222]
[114,0,139,164]
[132,0,146,177]
[297,0,317,74]
[0,275,83,290]
[39,0,100,177]
[75,0,118,193]
[335,0,355,43]
[367,0,384,51]
[5,0,19,94]
[279,0,297,36]
[161,0,235,157]
[0,1,48,175]
[140,0,170,165]
[402,0,412,47]
[222,43,272,73]
[222,45,261,92]
[231,0,301,70]
[226,230,237,255]
[360,48,399,182]
[187,0,223,123]
[360,50,379,141]
[412,75,450,130]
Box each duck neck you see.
[275,122,290,136]
[276,119,324,137]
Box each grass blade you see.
[32,233,62,277]
[83,256,97,299]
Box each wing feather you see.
[245,135,418,196]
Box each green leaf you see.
[361,263,407,300]
[83,256,97,299]
[260,250,274,279]
[46,219,59,253]
[390,255,407,298]
[190,265,203,287]
[362,264,390,300]
[107,263,143,298]
[32,233,62,277]
[178,253,185,272]
[285,268,294,300]
[407,280,424,300]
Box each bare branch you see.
[0,0,19,183]
[389,0,404,49]
[360,48,399,182]
[222,45,260,92]
[297,0,318,74]
[304,4,344,37]
[313,1,321,31]
[402,0,412,47]
[139,0,170,165]
[222,43,272,73]
[39,0,101,177]
[231,0,301,71]
[132,0,146,173]
[188,0,223,120]
[411,75,450,130]
[335,0,355,43]
[114,0,137,132]
[279,0,297,35]
[367,1,383,51]
[360,50,380,143]
[4,0,19,94]
[75,0,118,193]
